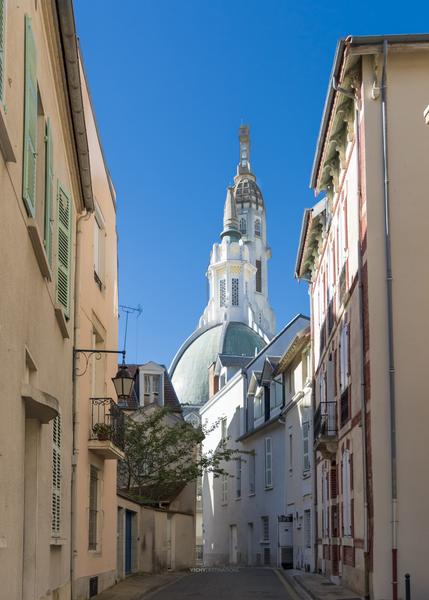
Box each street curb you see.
[274,569,312,600]
[142,573,188,599]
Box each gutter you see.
[55,0,94,212]
[380,40,399,600]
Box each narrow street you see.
[148,568,296,600]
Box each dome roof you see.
[170,322,266,406]
[234,177,264,209]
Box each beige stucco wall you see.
[0,2,86,599]
[72,58,119,599]
[362,49,429,600]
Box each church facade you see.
[170,125,275,416]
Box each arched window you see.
[255,218,261,237]
[239,217,247,235]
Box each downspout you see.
[70,210,91,599]
[355,101,370,599]
[380,40,398,600]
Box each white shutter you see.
[51,415,61,536]
[342,450,351,535]
[265,437,272,488]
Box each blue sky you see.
[74,0,427,366]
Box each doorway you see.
[125,510,134,575]
[247,523,253,566]
[230,524,238,564]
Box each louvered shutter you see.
[56,184,72,318]
[22,15,37,216]
[44,118,53,264]
[0,0,5,103]
[51,415,61,536]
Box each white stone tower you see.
[198,125,275,340]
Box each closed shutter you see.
[56,184,72,318]
[265,437,272,488]
[44,118,53,264]
[51,415,61,536]
[0,0,5,103]
[23,15,37,216]
[303,421,310,472]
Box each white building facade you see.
[200,316,312,568]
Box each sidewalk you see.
[92,572,188,600]
[281,570,362,600]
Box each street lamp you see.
[74,348,135,402]
[112,361,135,401]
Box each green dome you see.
[170,322,266,406]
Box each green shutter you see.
[0,0,5,103]
[56,184,72,319]
[44,118,53,264]
[22,15,37,217]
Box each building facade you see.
[0,1,94,599]
[116,363,196,577]
[201,316,310,568]
[296,35,429,600]
[71,55,121,599]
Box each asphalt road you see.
[148,568,296,599]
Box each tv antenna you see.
[119,304,143,356]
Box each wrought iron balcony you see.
[89,397,125,460]
[314,401,338,459]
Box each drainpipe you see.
[380,40,398,600]
[70,210,91,599]
[354,91,371,598]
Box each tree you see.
[119,407,241,503]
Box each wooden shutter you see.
[56,184,72,318]
[44,118,53,264]
[0,0,5,103]
[51,415,61,536]
[23,15,37,217]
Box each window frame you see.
[264,437,273,489]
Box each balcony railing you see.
[314,401,338,459]
[314,401,337,439]
[90,397,125,450]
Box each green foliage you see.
[120,407,241,500]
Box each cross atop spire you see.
[237,125,251,175]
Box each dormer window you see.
[143,373,162,406]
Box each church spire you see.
[237,124,251,175]
[221,186,241,241]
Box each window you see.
[22,15,37,217]
[219,279,226,307]
[0,0,5,103]
[303,422,310,472]
[304,510,311,548]
[51,415,61,536]
[221,417,227,442]
[322,468,329,537]
[231,278,239,306]
[93,203,105,287]
[254,218,261,237]
[239,217,247,234]
[270,378,282,409]
[236,458,242,499]
[256,260,262,293]
[342,449,352,536]
[263,547,271,565]
[56,184,72,319]
[43,119,53,264]
[248,452,255,495]
[339,321,349,392]
[143,373,161,405]
[221,473,228,505]
[261,516,269,541]
[264,437,272,488]
[88,465,99,550]
[254,391,263,420]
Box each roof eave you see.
[56,0,94,212]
